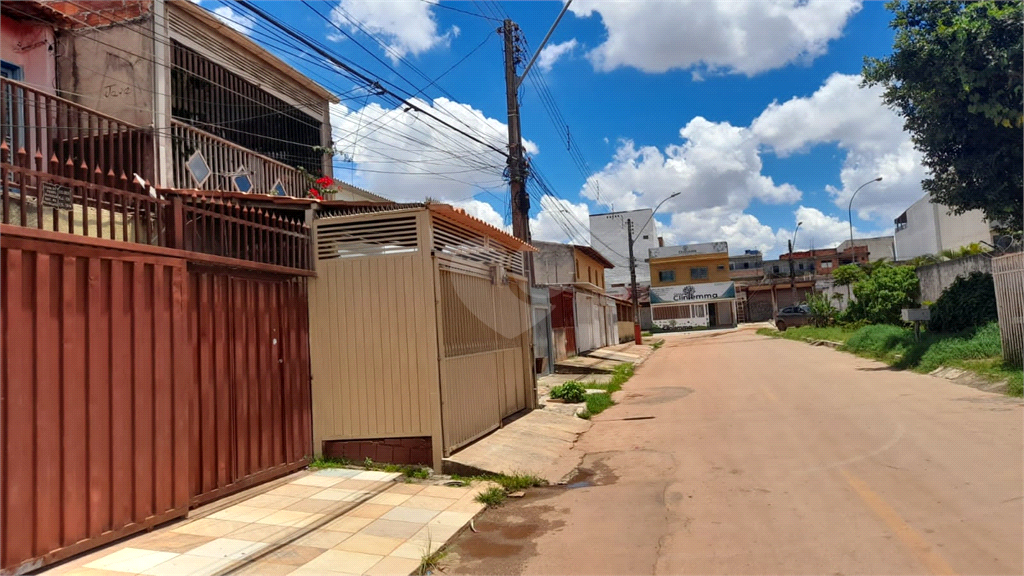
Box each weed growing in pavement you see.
[651,339,665,350]
[576,362,637,419]
[550,381,587,403]
[417,538,448,576]
[475,487,507,507]
[309,456,432,479]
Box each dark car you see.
[775,304,811,331]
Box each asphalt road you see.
[446,328,1024,575]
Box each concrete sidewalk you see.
[443,340,658,484]
[42,469,488,576]
[554,340,656,374]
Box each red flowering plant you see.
[306,175,340,202]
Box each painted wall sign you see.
[41,182,72,210]
[650,281,735,304]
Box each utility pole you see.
[788,239,796,303]
[502,19,529,244]
[627,219,641,344]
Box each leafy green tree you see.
[832,263,866,287]
[929,272,998,332]
[848,264,920,325]
[863,1,1023,231]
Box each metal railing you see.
[1,77,154,188]
[170,120,310,197]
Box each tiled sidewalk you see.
[42,469,488,576]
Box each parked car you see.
[775,304,811,331]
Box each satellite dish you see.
[995,235,1013,250]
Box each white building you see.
[589,209,658,286]
[894,195,993,260]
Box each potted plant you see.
[306,175,340,202]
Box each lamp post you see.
[789,221,802,302]
[848,176,883,246]
[628,192,680,344]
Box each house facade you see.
[894,194,994,260]
[648,241,737,329]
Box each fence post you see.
[169,195,184,249]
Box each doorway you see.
[708,302,717,326]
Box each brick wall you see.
[323,437,433,467]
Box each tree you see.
[832,263,866,287]
[863,1,1023,231]
[848,264,920,325]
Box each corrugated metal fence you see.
[993,252,1024,366]
[1,234,191,572]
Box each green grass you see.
[576,362,636,419]
[309,456,432,479]
[417,545,448,575]
[474,486,507,507]
[651,339,665,350]
[757,325,856,343]
[763,322,1021,397]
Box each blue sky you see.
[201,0,927,258]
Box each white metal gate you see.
[993,252,1024,365]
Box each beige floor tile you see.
[228,524,297,544]
[284,498,338,514]
[359,519,423,540]
[364,555,422,576]
[43,569,136,576]
[296,549,382,575]
[229,559,296,576]
[288,566,359,576]
[333,533,404,556]
[187,537,267,560]
[308,488,362,502]
[265,484,323,498]
[384,483,424,496]
[348,504,392,520]
[444,498,485,514]
[418,485,468,499]
[291,529,352,550]
[428,510,476,528]
[256,544,327,566]
[365,492,410,507]
[409,525,459,545]
[130,531,215,554]
[139,554,230,576]
[289,475,343,488]
[351,471,400,482]
[209,505,278,524]
[243,494,302,510]
[401,495,455,511]
[380,506,438,524]
[172,519,249,538]
[333,479,380,491]
[323,516,373,533]
[84,548,179,573]
[389,541,435,561]
[256,510,323,528]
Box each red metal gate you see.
[188,268,312,506]
[550,287,576,355]
[1,232,191,574]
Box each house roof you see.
[172,0,338,104]
[315,202,536,253]
[573,244,615,269]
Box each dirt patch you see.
[445,501,565,575]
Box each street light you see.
[789,221,803,301]
[628,192,680,344]
[848,176,883,245]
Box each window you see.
[772,265,780,273]
[717,265,725,271]
[743,262,750,269]
[659,270,676,282]
[690,267,708,280]
[1,61,24,150]
[798,263,805,271]
[642,235,649,240]
[729,263,735,270]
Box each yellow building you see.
[648,241,737,329]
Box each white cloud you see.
[529,196,591,245]
[450,199,506,230]
[537,39,579,72]
[569,0,861,76]
[581,73,921,256]
[330,97,537,203]
[329,0,457,62]
[211,5,256,36]
[751,73,926,221]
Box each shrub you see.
[550,381,587,403]
[928,272,998,333]
[806,292,838,327]
[848,264,920,325]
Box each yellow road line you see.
[841,469,957,575]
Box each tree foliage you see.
[806,292,839,327]
[848,264,920,325]
[863,1,1023,231]
[832,263,866,287]
[928,271,998,332]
